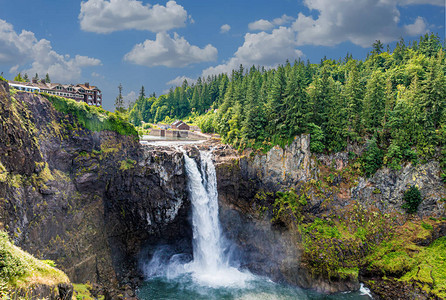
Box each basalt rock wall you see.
[0,81,191,296]
[211,136,446,294]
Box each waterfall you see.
[143,148,251,287]
[183,150,224,271]
[181,150,252,287]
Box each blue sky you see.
[0,0,444,111]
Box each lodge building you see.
[8,79,102,107]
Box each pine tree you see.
[241,73,265,145]
[362,70,385,132]
[266,66,286,137]
[13,73,24,82]
[137,86,146,104]
[372,40,384,55]
[114,83,125,113]
[283,62,309,139]
[45,73,51,83]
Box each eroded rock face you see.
[353,161,446,218]
[212,136,446,294]
[0,81,191,292]
[243,135,312,188]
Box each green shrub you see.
[402,186,423,214]
[272,189,306,222]
[44,94,138,138]
[421,222,433,230]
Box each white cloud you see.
[249,14,294,31]
[293,0,435,47]
[188,0,438,79]
[220,24,231,33]
[91,71,104,78]
[249,19,274,31]
[0,19,101,82]
[123,91,136,107]
[203,27,302,77]
[124,32,217,68]
[166,75,196,86]
[404,16,428,35]
[79,0,188,34]
[273,15,294,26]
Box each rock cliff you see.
[0,81,191,297]
[210,136,445,296]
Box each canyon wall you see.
[0,81,191,297]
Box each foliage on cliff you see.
[298,209,446,298]
[365,220,446,298]
[0,230,69,297]
[44,94,138,138]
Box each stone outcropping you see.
[0,81,191,296]
[208,136,445,294]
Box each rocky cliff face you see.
[211,136,446,295]
[0,81,191,297]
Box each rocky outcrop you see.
[0,81,191,296]
[13,283,73,300]
[353,161,445,218]
[209,136,446,294]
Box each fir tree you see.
[114,83,125,113]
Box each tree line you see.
[128,33,445,172]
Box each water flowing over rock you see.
[143,149,252,288]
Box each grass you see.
[365,220,446,298]
[73,283,105,300]
[400,237,446,298]
[0,161,7,182]
[44,94,138,138]
[0,231,69,297]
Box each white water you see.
[143,149,252,288]
[181,150,252,287]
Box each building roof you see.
[76,83,99,91]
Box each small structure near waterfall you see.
[171,120,190,131]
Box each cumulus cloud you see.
[190,0,437,78]
[404,17,428,35]
[220,24,231,33]
[203,27,302,77]
[166,75,196,86]
[0,19,101,82]
[293,0,432,47]
[249,19,274,31]
[79,0,188,34]
[123,90,136,107]
[124,32,217,68]
[248,14,293,31]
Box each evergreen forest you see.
[128,33,446,175]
